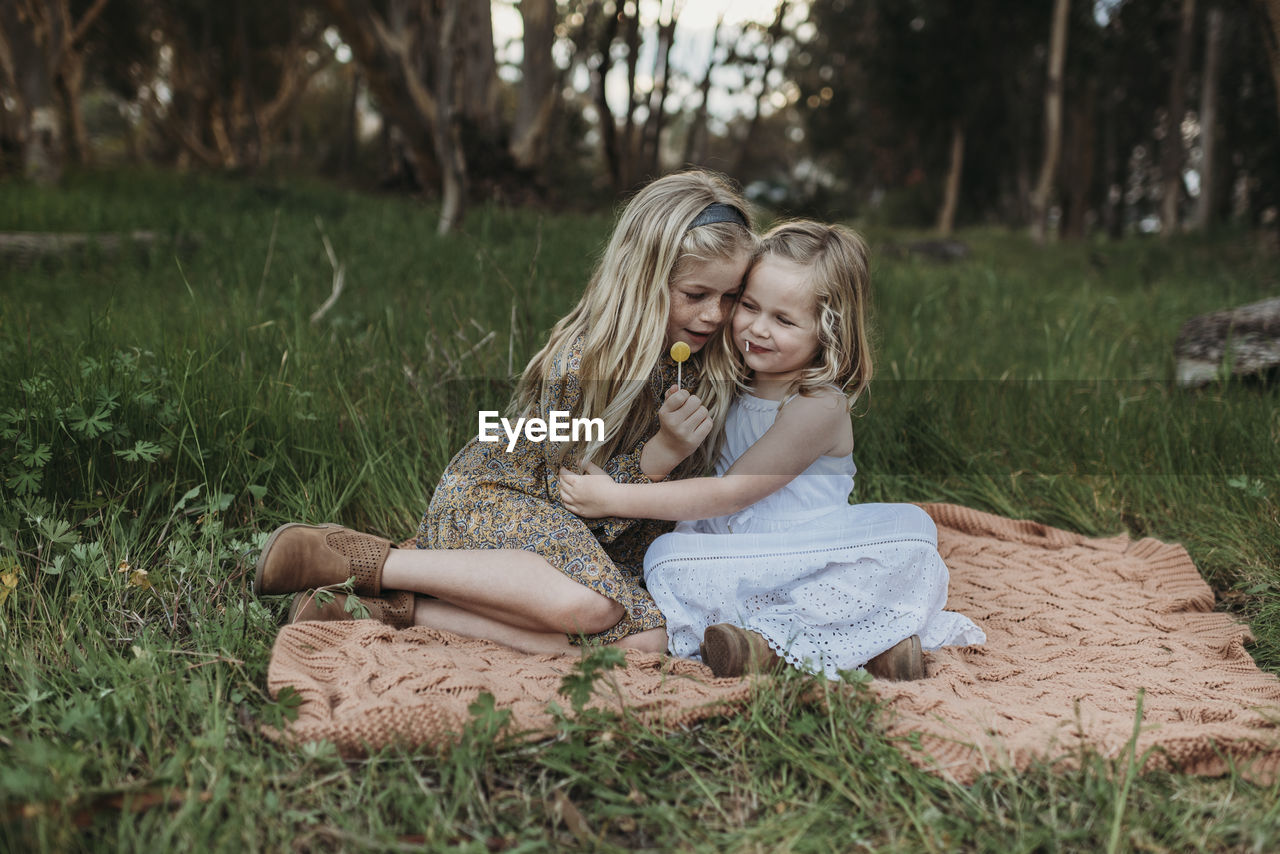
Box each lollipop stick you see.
[677,363,682,389]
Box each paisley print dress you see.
[414,336,684,643]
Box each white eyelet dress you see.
[643,393,986,679]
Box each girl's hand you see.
[559,462,624,518]
[648,385,712,471]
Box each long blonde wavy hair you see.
[513,171,757,474]
[754,221,874,406]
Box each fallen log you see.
[0,230,172,267]
[1174,296,1280,386]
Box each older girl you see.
[254,171,757,653]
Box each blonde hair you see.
[513,171,757,473]
[754,220,873,406]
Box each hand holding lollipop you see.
[670,340,691,388]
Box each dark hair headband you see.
[687,202,748,231]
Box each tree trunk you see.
[234,0,263,171]
[581,0,683,191]
[120,98,141,164]
[733,1,788,178]
[434,0,466,235]
[1030,0,1070,244]
[0,13,17,99]
[55,47,89,165]
[620,4,641,189]
[1014,141,1033,225]
[1,2,62,183]
[52,0,109,169]
[1061,81,1097,239]
[324,0,442,190]
[146,3,330,172]
[640,0,677,176]
[937,123,965,237]
[1191,6,1223,231]
[458,0,498,137]
[23,104,62,183]
[0,0,109,181]
[340,69,360,175]
[1259,0,1280,131]
[511,0,557,171]
[682,15,723,166]
[1160,0,1197,235]
[1102,92,1123,239]
[255,41,334,162]
[588,5,622,191]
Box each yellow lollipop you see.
[670,340,691,388]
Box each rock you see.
[1174,296,1280,386]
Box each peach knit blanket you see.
[265,503,1280,782]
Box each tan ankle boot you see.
[286,589,415,629]
[253,523,394,597]
[702,624,786,678]
[864,635,924,681]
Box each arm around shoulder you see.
[562,391,851,523]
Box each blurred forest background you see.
[2,0,1278,239]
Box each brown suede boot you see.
[864,635,924,681]
[253,523,394,597]
[702,623,786,678]
[286,589,416,628]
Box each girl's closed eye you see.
[685,289,738,304]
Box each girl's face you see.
[732,255,821,383]
[666,251,751,352]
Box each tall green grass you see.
[1,169,1277,851]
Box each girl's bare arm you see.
[560,391,851,521]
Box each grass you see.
[1,168,1278,851]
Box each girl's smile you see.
[733,256,820,391]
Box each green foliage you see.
[558,646,627,715]
[0,170,1277,850]
[463,692,513,747]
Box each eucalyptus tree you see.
[793,0,1052,230]
[0,0,111,182]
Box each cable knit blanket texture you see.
[265,503,1280,783]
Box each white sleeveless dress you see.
[644,393,986,679]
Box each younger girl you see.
[559,221,984,678]
[254,171,756,654]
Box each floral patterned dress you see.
[414,336,685,643]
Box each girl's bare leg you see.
[382,548,625,636]
[613,627,668,654]
[413,599,575,655]
[413,600,669,656]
